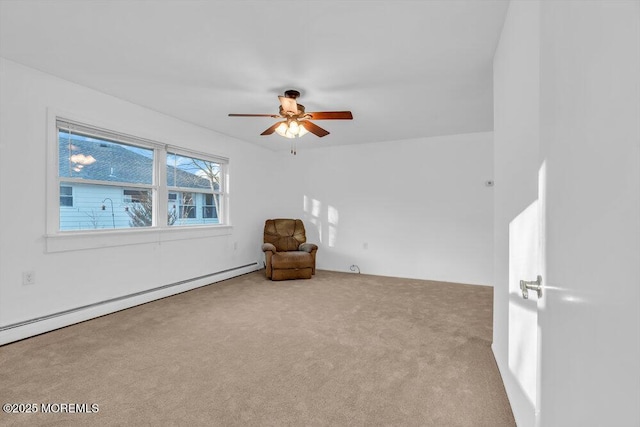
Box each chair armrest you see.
[299,243,318,253]
[262,243,276,253]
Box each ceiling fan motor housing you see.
[284,89,301,99]
[280,104,305,116]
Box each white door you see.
[492,1,543,425]
[495,2,639,426]
[536,1,640,426]
[508,199,541,427]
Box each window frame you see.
[46,109,231,252]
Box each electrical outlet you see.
[363,242,369,250]
[22,271,35,285]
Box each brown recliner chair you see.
[262,219,318,281]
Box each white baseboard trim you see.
[0,262,261,346]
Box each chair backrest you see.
[264,219,307,252]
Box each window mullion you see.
[218,163,228,225]
[156,147,168,228]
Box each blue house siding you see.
[60,183,134,230]
[60,183,219,230]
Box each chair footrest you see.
[271,268,312,281]
[271,251,313,270]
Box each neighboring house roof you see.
[59,134,217,190]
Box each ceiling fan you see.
[229,90,353,154]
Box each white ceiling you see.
[0,0,509,151]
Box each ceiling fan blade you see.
[229,113,280,118]
[261,121,284,136]
[300,120,330,137]
[306,111,353,120]
[278,96,298,114]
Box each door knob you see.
[520,275,542,299]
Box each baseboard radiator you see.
[0,262,260,343]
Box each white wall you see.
[0,58,278,343]
[274,133,495,286]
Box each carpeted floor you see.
[0,270,514,426]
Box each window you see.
[203,194,217,219]
[179,192,196,219]
[166,151,223,226]
[60,185,73,207]
[123,189,147,204]
[54,118,227,232]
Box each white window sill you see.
[45,225,233,253]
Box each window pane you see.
[178,192,195,219]
[202,206,217,219]
[123,189,147,203]
[166,153,219,191]
[58,182,152,230]
[202,193,219,219]
[59,130,153,184]
[167,153,223,227]
[179,207,196,219]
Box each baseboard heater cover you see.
[0,262,259,334]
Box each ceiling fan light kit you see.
[275,120,308,139]
[229,89,353,154]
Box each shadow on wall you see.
[303,195,339,248]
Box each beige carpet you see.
[0,270,514,426]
